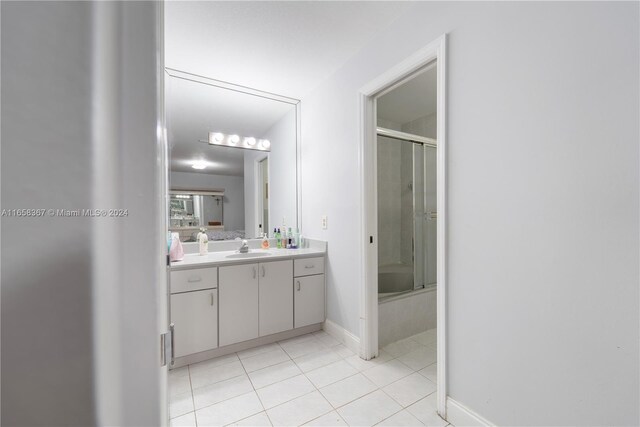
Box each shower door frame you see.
[376,130,437,292]
[358,34,447,418]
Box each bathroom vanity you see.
[169,240,326,368]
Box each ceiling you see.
[167,75,295,175]
[377,63,437,125]
[165,1,413,99]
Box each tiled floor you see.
[169,329,448,427]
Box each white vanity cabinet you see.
[219,260,294,346]
[170,267,218,358]
[171,289,218,357]
[169,250,326,365]
[294,257,325,328]
[219,263,260,347]
[259,260,294,336]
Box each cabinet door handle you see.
[169,323,175,366]
[188,276,202,283]
[304,265,314,269]
[210,292,214,306]
[261,265,265,277]
[297,281,301,291]
[253,267,256,279]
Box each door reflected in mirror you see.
[166,69,299,242]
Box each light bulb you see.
[245,137,256,146]
[209,132,224,144]
[191,161,207,170]
[228,135,240,145]
[260,139,271,149]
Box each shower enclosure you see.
[377,127,436,299]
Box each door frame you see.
[256,155,269,237]
[358,34,447,417]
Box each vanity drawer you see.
[171,267,218,293]
[294,257,325,277]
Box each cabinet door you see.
[171,289,218,358]
[294,274,325,328]
[219,263,259,346]
[259,260,293,336]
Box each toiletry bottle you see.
[294,228,300,249]
[281,223,287,245]
[261,233,270,249]
[197,228,209,256]
[276,228,282,249]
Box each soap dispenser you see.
[261,233,270,249]
[197,228,209,256]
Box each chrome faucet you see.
[238,239,249,253]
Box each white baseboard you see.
[446,398,494,427]
[323,319,360,355]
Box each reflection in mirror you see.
[170,191,224,227]
[166,69,299,241]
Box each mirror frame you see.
[165,67,302,236]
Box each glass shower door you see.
[377,136,434,295]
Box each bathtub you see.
[378,263,437,347]
[378,263,414,298]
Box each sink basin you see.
[226,252,272,259]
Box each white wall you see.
[300,2,639,425]
[1,2,163,425]
[171,171,245,231]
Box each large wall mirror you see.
[166,69,300,241]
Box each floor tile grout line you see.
[184,337,315,420]
[378,383,435,410]
[188,365,198,427]
[173,331,435,426]
[236,349,275,427]
[304,408,347,426]
[189,352,241,374]
[311,343,433,414]
[375,389,439,427]
[190,371,248,398]
[243,335,358,423]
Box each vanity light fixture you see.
[205,132,271,152]
[210,133,224,144]
[191,160,208,170]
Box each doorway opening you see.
[257,157,269,237]
[359,35,447,417]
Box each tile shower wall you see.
[377,137,402,267]
[378,114,437,283]
[377,117,415,269]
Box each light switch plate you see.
[321,215,328,229]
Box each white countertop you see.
[170,247,326,270]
